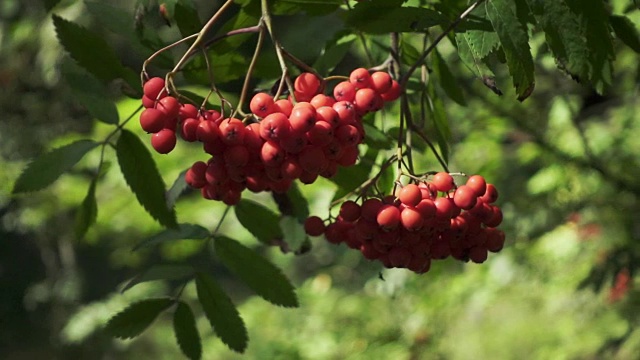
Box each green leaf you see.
[347,5,446,34]
[12,140,99,193]
[455,32,502,95]
[426,82,451,164]
[234,199,283,244]
[525,0,589,81]
[432,49,466,105]
[75,179,98,239]
[174,301,202,360]
[363,123,393,149]
[313,32,356,76]
[52,15,139,91]
[43,0,61,12]
[610,15,640,53]
[271,0,342,16]
[330,162,370,200]
[486,0,535,100]
[122,265,195,292]
[175,1,202,37]
[279,216,309,252]
[62,61,119,125]
[195,272,247,353]
[116,130,177,228]
[183,52,248,86]
[133,224,209,250]
[286,183,309,223]
[210,9,259,53]
[104,298,173,339]
[166,169,190,209]
[215,236,298,307]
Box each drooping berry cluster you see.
[139,69,401,205]
[304,173,505,273]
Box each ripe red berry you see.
[185,161,208,189]
[307,121,333,146]
[469,246,488,264]
[151,129,177,154]
[431,172,455,193]
[398,184,422,207]
[466,175,487,197]
[139,108,167,133]
[260,112,290,141]
[180,118,199,142]
[289,104,316,133]
[281,157,303,179]
[377,204,401,230]
[244,123,264,150]
[370,72,393,94]
[250,92,275,118]
[143,77,166,99]
[260,140,285,166]
[401,207,424,231]
[333,101,356,124]
[453,185,477,210]
[335,124,361,146]
[196,120,220,143]
[179,103,199,121]
[315,106,340,128]
[310,94,335,109]
[299,145,326,174]
[354,88,381,114]
[273,99,293,117]
[333,81,357,102]
[480,183,499,204]
[380,80,401,102]
[304,216,326,236]
[219,118,246,145]
[224,145,250,167]
[156,96,180,119]
[388,247,412,268]
[336,146,358,167]
[294,73,322,99]
[340,200,361,222]
[349,68,371,89]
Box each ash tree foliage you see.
[10,0,640,358]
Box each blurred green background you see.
[1,0,639,359]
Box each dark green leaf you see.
[272,0,342,16]
[610,15,640,53]
[116,130,177,228]
[279,216,309,252]
[166,169,190,209]
[363,123,393,149]
[210,9,259,53]
[486,0,535,100]
[75,179,98,239]
[426,82,451,164]
[195,272,247,353]
[330,162,370,201]
[215,236,298,307]
[184,52,247,86]
[12,140,99,193]
[525,0,589,81]
[347,5,446,34]
[313,32,356,76]
[104,298,173,339]
[133,224,209,250]
[43,0,61,12]
[234,199,283,244]
[175,1,201,37]
[174,301,202,360]
[62,61,119,125]
[122,265,195,292]
[455,33,502,95]
[52,15,139,91]
[432,49,466,105]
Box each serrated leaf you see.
[486,0,535,100]
[195,272,247,353]
[122,265,195,292]
[116,130,177,228]
[215,236,298,307]
[52,15,139,91]
[234,200,283,244]
[175,1,201,37]
[313,32,356,76]
[75,179,98,239]
[133,223,209,250]
[62,61,119,125]
[174,302,202,360]
[104,298,173,339]
[525,0,589,80]
[610,15,640,53]
[432,49,466,105]
[12,140,99,193]
[166,169,190,209]
[455,33,502,95]
[347,5,446,33]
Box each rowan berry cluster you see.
[304,173,505,273]
[139,69,401,205]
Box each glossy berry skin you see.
[333,81,357,102]
[453,185,477,210]
[219,118,245,145]
[380,80,401,102]
[260,112,290,141]
[349,68,371,89]
[151,129,177,154]
[432,172,455,193]
[401,207,424,231]
[156,96,180,119]
[377,204,401,230]
[181,118,199,142]
[304,216,326,236]
[139,108,167,133]
[294,73,321,99]
[466,175,487,197]
[143,77,166,99]
[250,93,275,118]
[398,184,422,207]
[370,72,393,94]
[340,200,361,222]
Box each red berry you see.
[219,118,246,145]
[139,108,167,133]
[307,121,333,146]
[224,145,250,167]
[398,184,422,207]
[310,94,335,109]
[151,129,177,154]
[354,88,381,114]
[181,118,199,142]
[434,197,454,220]
[143,77,166,99]
[380,80,401,102]
[185,161,207,189]
[361,198,383,221]
[294,73,321,99]
[244,123,264,151]
[196,120,220,143]
[432,172,455,193]
[299,146,326,174]
[289,104,316,133]
[415,199,436,219]
[332,101,356,124]
[388,247,412,268]
[469,246,488,264]
[466,175,487,197]
[250,92,275,118]
[335,124,361,146]
[340,200,361,222]
[316,106,340,128]
[377,204,400,230]
[370,72,393,94]
[156,96,180,119]
[349,68,371,89]
[260,112,290,141]
[401,207,424,231]
[260,140,285,166]
[304,216,326,236]
[273,99,293,117]
[179,103,198,121]
[281,158,303,179]
[453,185,477,210]
[142,95,156,109]
[336,146,359,167]
[333,81,357,102]
[480,183,499,204]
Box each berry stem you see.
[399,0,486,88]
[330,155,398,207]
[232,21,267,119]
[261,0,295,100]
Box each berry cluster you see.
[139,69,400,205]
[304,173,505,273]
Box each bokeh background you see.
[2,0,640,359]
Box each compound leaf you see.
[104,298,173,339]
[12,140,99,193]
[195,272,247,353]
[122,265,194,292]
[234,199,283,244]
[116,130,177,228]
[214,236,298,308]
[75,179,98,239]
[173,301,202,360]
[133,223,209,250]
[610,15,640,53]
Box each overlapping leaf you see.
[122,265,194,292]
[133,224,209,250]
[104,298,173,339]
[173,301,202,360]
[234,200,283,244]
[75,179,98,239]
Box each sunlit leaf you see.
[214,236,298,307]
